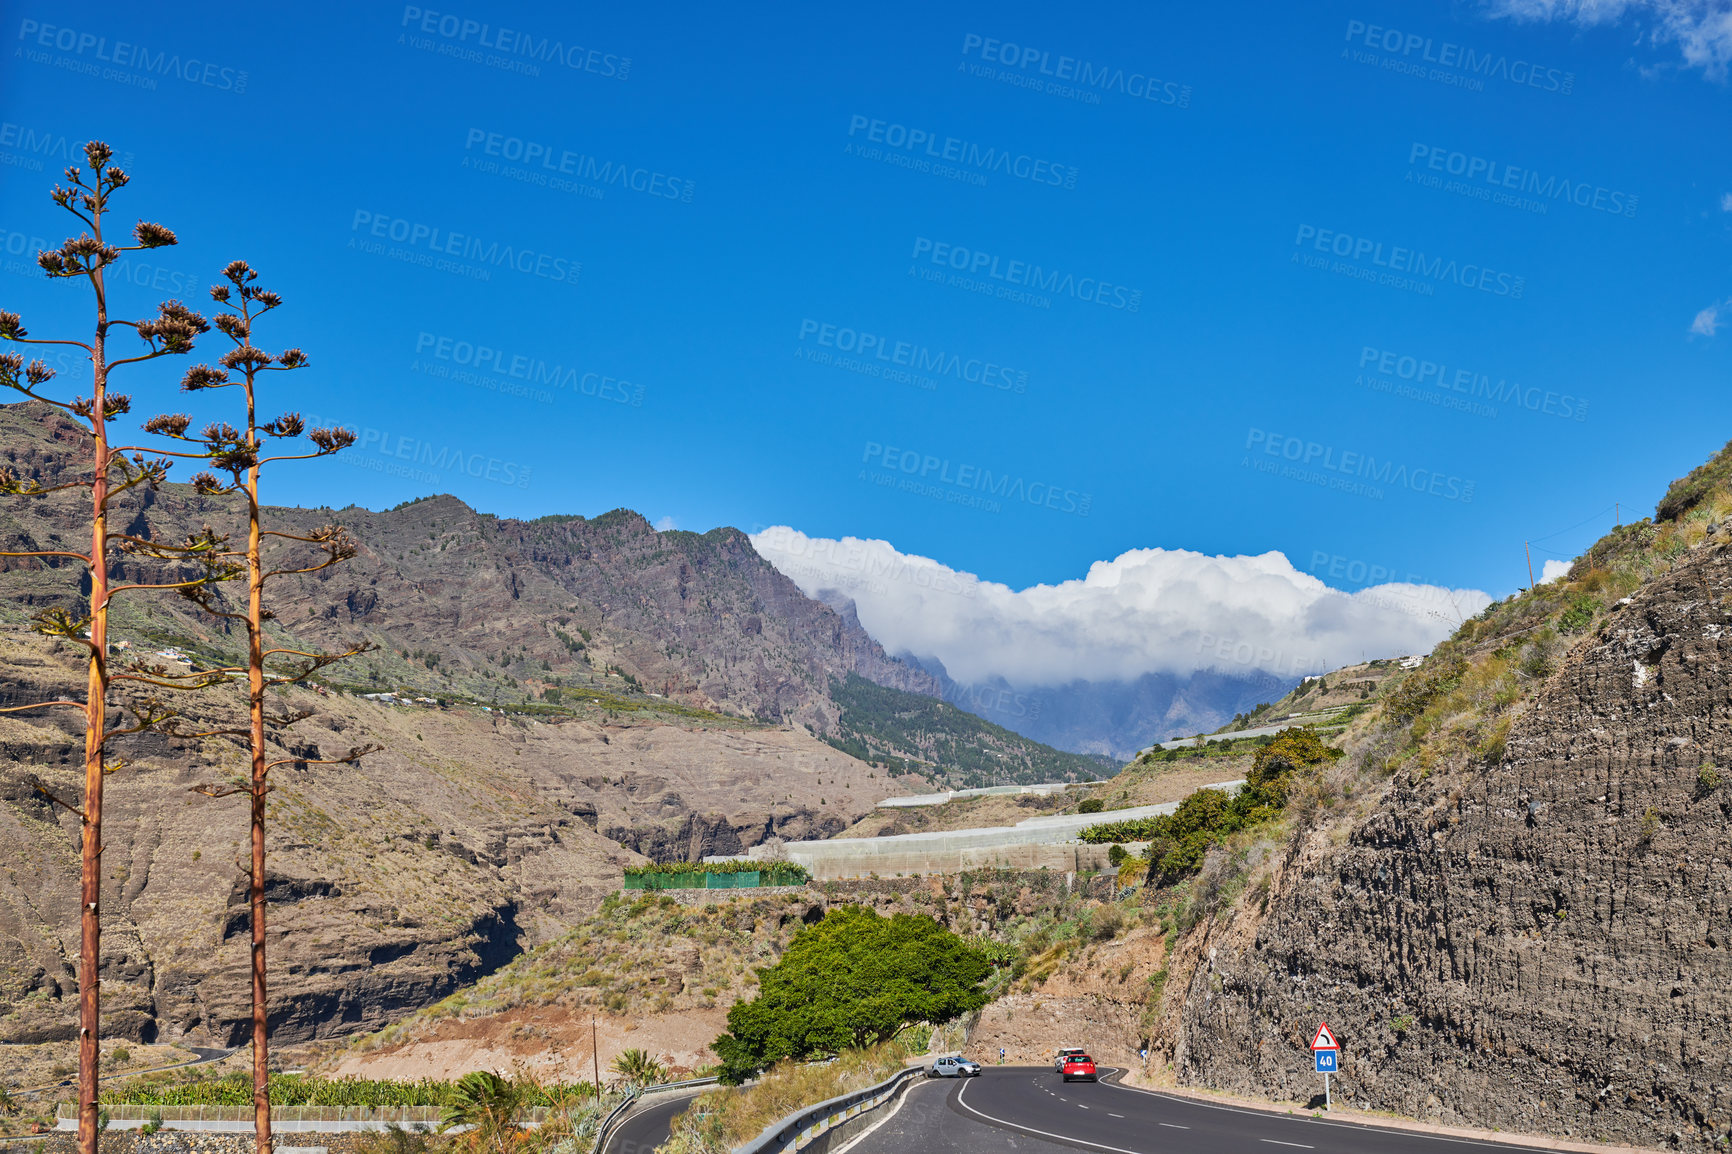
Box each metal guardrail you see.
[733,1064,924,1154]
[591,1077,718,1154]
[592,1095,636,1153]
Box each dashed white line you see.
[1108,1113,1125,1119]
[1261,1141,1314,1149]
[954,1080,1149,1154]
[1159,1122,1190,1129]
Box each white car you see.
[1053,1047,1087,1072]
[928,1056,982,1078]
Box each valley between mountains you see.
[3,401,1731,1152]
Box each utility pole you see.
[592,1015,601,1098]
[1615,502,1620,527]
[1525,541,1535,591]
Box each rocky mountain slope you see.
[1143,447,1732,1150]
[0,397,1100,1052]
[0,626,894,1050]
[0,402,1094,784]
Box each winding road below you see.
[849,1067,1567,1154]
[601,1088,708,1154]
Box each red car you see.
[1060,1053,1098,1082]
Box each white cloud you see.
[1485,0,1732,77]
[1693,301,1726,336]
[1539,559,1574,584]
[751,527,1494,686]
[655,515,679,531]
[1721,192,1732,211]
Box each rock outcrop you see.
[1167,536,1732,1149]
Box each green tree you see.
[712,906,992,1083]
[438,1072,522,1154]
[610,1048,665,1086]
[1243,725,1342,807]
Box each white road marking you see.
[1260,1142,1314,1149]
[956,1079,1150,1154]
[1099,1077,1546,1150]
[1159,1123,1190,1130]
[1108,1113,1125,1119]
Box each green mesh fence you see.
[622,865,806,890]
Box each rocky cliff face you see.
[0,400,938,729]
[0,399,945,1049]
[1164,535,1732,1149]
[0,628,892,1049]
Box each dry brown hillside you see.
[0,626,892,1051]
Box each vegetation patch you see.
[662,1040,912,1154]
[713,905,994,1083]
[1080,728,1341,885]
[621,859,809,888]
[825,673,1111,787]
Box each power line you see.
[1530,503,1619,545]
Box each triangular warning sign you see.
[1311,1022,1338,1050]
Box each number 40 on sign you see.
[1311,1021,1339,1107]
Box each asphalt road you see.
[851,1067,1557,1154]
[601,1089,705,1154]
[14,1046,236,1101]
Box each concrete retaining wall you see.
[878,783,1081,809]
[709,782,1241,880]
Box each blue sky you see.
[2,0,1728,611]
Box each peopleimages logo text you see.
[864,441,1091,516]
[1343,20,1572,94]
[846,115,1077,188]
[1408,144,1635,218]
[0,122,132,171]
[464,129,692,202]
[1358,346,1586,421]
[756,526,976,599]
[414,332,642,405]
[911,237,1141,311]
[797,320,1027,393]
[350,211,579,285]
[304,412,533,489]
[1294,224,1523,299]
[399,7,629,78]
[960,34,1190,107]
[16,18,249,92]
[1245,428,1475,503]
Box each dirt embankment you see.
[965,923,1169,1071]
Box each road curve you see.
[852,1067,1559,1154]
[14,1046,237,1101]
[601,1089,706,1154]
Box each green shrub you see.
[1106,844,1127,866]
[1558,595,1599,634]
[1082,728,1338,885]
[1077,798,1104,814]
[1385,657,1468,724]
[712,906,992,1083]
